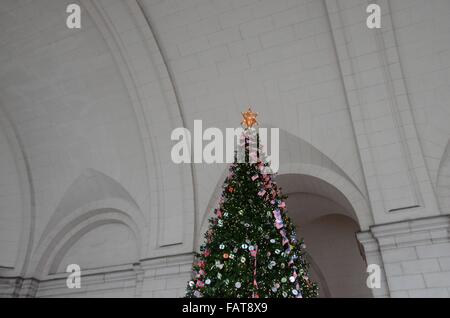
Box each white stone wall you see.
[390,0,450,188]
[35,254,193,298]
[361,215,450,298]
[140,0,367,229]
[0,0,449,297]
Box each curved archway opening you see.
[277,174,372,298]
[49,219,139,275]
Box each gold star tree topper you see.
[241,107,258,128]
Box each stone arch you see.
[277,164,372,229]
[0,106,35,278]
[197,128,373,249]
[277,173,371,297]
[30,169,145,279]
[277,173,358,223]
[33,205,142,279]
[48,219,139,275]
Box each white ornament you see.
[235,282,241,288]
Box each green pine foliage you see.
[186,129,318,298]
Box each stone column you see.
[357,231,390,297]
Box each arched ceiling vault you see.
[0,0,197,275]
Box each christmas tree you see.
[186,109,318,298]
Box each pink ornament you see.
[273,209,281,220]
[196,280,205,288]
[251,175,259,181]
[279,201,286,209]
[258,190,266,197]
